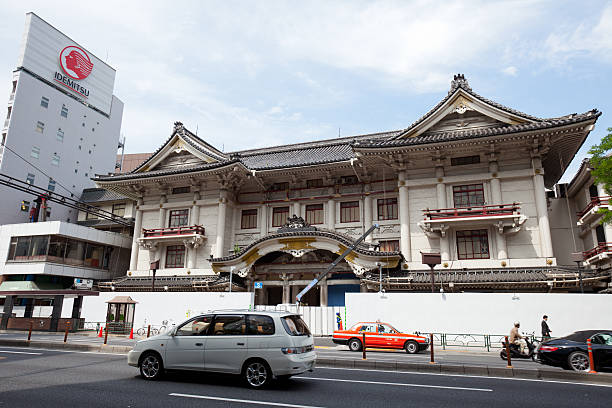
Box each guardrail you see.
[420,332,542,352]
[423,203,520,220]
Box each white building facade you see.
[0,13,123,224]
[94,75,608,305]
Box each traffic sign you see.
[254,282,263,289]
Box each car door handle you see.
[237,342,245,346]
[195,343,203,346]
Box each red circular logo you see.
[59,46,93,80]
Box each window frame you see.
[246,314,276,336]
[456,229,490,260]
[305,203,324,225]
[51,154,60,166]
[47,179,56,192]
[210,314,246,336]
[168,209,189,227]
[35,121,45,133]
[452,184,485,208]
[165,245,186,268]
[377,198,398,220]
[30,146,40,159]
[56,128,64,142]
[340,201,360,223]
[112,203,126,217]
[60,105,68,118]
[378,240,399,252]
[272,206,289,227]
[40,97,49,108]
[241,209,258,229]
[26,173,35,185]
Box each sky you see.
[1,0,611,182]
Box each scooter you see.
[500,335,539,361]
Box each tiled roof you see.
[80,188,127,202]
[96,159,242,181]
[240,143,355,170]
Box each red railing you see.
[577,196,610,218]
[423,203,520,220]
[583,243,612,260]
[142,225,205,238]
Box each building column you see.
[49,295,63,332]
[364,184,373,242]
[282,278,291,304]
[0,295,16,329]
[293,202,301,218]
[436,167,450,261]
[260,204,268,237]
[159,193,167,228]
[327,187,336,231]
[398,171,411,261]
[490,160,508,259]
[71,296,83,319]
[215,188,228,258]
[320,279,328,307]
[532,157,554,258]
[191,191,201,225]
[129,198,144,271]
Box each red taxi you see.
[332,321,429,354]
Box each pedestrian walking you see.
[541,315,552,341]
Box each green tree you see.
[588,126,612,225]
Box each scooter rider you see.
[510,321,528,355]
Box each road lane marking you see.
[169,393,325,407]
[315,367,612,388]
[0,346,126,356]
[294,376,492,392]
[0,350,43,355]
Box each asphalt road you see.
[0,346,609,408]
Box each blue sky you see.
[1,0,611,182]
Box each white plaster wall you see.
[81,292,252,328]
[346,292,612,337]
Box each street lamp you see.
[571,252,584,293]
[421,252,441,293]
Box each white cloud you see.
[502,66,518,76]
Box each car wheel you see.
[348,338,362,352]
[243,360,271,388]
[139,352,164,380]
[405,341,419,354]
[567,351,590,372]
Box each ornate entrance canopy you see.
[210,216,402,277]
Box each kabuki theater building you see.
[94,75,610,306]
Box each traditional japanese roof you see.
[94,75,599,188]
[80,188,127,203]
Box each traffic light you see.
[20,200,29,212]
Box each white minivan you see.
[128,310,315,387]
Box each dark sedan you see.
[537,330,612,372]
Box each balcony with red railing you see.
[576,196,610,225]
[418,203,526,236]
[142,225,205,238]
[582,242,612,265]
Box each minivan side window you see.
[247,315,275,335]
[281,315,311,336]
[212,315,246,335]
[176,315,212,336]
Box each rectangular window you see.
[171,186,190,194]
[306,179,324,188]
[47,236,67,262]
[51,154,60,166]
[112,203,126,217]
[211,315,246,335]
[247,314,275,335]
[64,239,86,266]
[169,209,189,227]
[84,243,104,268]
[340,175,358,185]
[456,230,490,260]
[56,128,64,142]
[60,105,68,118]
[453,184,485,207]
[40,97,49,108]
[272,206,289,227]
[377,198,398,220]
[165,245,185,268]
[241,209,257,229]
[47,179,56,192]
[30,146,40,159]
[270,182,289,192]
[340,201,360,223]
[378,240,399,252]
[35,121,44,133]
[86,207,99,220]
[26,173,35,185]
[305,204,324,225]
[451,155,480,166]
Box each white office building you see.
[0,13,123,225]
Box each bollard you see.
[147,325,151,338]
[63,321,71,343]
[505,336,513,368]
[429,333,435,364]
[587,339,597,374]
[104,325,109,345]
[27,321,33,341]
[362,332,367,360]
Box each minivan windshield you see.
[281,315,311,336]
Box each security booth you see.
[105,296,137,334]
